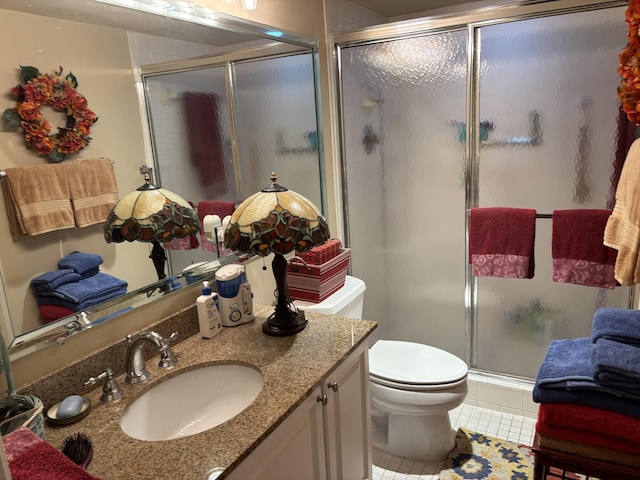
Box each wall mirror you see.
[0,0,323,361]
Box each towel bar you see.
[465,208,552,219]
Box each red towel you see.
[183,92,226,198]
[537,402,640,445]
[468,207,536,278]
[551,209,617,288]
[3,427,101,480]
[39,305,75,322]
[198,201,236,253]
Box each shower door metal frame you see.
[333,0,629,368]
[139,43,321,203]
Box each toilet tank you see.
[295,275,366,319]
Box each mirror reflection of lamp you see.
[224,172,329,336]
[103,167,201,281]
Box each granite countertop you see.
[42,306,377,480]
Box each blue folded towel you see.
[532,384,640,419]
[30,269,81,293]
[535,337,640,401]
[36,287,127,312]
[533,337,640,418]
[591,307,640,346]
[535,337,595,386]
[591,338,640,394]
[46,273,127,304]
[58,251,104,276]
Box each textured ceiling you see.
[351,0,479,18]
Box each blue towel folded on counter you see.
[591,307,640,346]
[591,337,640,394]
[30,269,81,293]
[58,251,103,276]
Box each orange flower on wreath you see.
[2,66,98,162]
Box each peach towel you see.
[66,158,119,227]
[2,164,74,238]
[604,138,640,285]
[1,159,119,237]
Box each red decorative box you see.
[287,248,350,303]
[296,239,342,265]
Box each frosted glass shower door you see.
[144,67,234,272]
[145,67,234,202]
[232,54,322,208]
[475,7,629,378]
[340,31,468,359]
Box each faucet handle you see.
[158,331,179,369]
[84,368,124,403]
[166,331,179,344]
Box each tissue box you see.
[287,248,350,303]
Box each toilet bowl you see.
[369,339,468,461]
[296,275,467,461]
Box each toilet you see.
[369,340,468,460]
[296,275,468,461]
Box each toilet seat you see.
[369,340,468,392]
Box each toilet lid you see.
[369,340,468,385]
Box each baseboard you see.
[465,370,538,419]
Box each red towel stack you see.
[552,209,617,288]
[468,207,537,279]
[536,402,640,455]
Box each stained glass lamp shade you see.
[103,173,200,280]
[224,173,330,336]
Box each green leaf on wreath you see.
[3,108,20,128]
[65,72,78,89]
[20,66,39,84]
[47,150,66,163]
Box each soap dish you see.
[46,398,91,425]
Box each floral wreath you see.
[2,66,98,162]
[619,1,640,124]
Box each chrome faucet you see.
[124,330,178,384]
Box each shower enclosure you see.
[335,1,632,379]
[141,49,322,272]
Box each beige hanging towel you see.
[604,138,640,286]
[1,164,74,238]
[65,158,119,228]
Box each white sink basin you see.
[120,364,263,441]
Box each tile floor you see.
[371,403,537,480]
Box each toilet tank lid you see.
[296,275,365,314]
[369,340,468,385]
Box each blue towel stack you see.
[533,307,640,418]
[31,252,128,314]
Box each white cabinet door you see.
[323,342,372,480]
[227,385,327,480]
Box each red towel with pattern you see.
[469,207,536,279]
[552,209,617,288]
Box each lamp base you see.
[262,310,307,336]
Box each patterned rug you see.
[439,429,590,480]
[439,428,533,480]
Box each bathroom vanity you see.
[39,306,376,480]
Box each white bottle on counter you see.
[196,281,222,339]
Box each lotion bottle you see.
[197,281,222,339]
